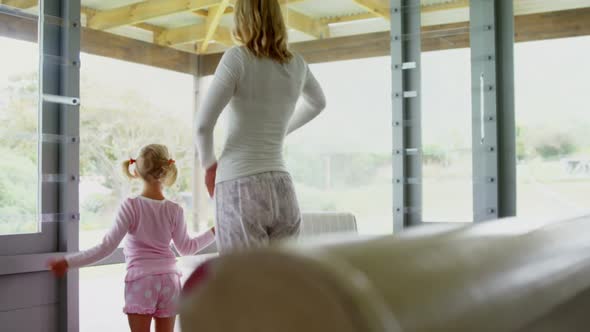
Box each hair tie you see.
[129,158,136,165]
[168,159,175,165]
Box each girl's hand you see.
[205,163,217,198]
[211,226,216,235]
[48,258,69,278]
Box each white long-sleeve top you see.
[196,46,326,184]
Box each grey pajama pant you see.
[215,172,301,254]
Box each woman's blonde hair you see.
[122,144,178,187]
[233,0,293,64]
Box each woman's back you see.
[195,0,326,254]
[219,47,308,182]
[198,46,325,184]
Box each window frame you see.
[0,0,81,330]
[391,0,517,231]
[0,1,76,255]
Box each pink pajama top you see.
[65,196,215,281]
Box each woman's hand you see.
[48,258,69,278]
[211,226,216,235]
[205,163,217,198]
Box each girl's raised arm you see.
[172,208,215,256]
[64,199,134,268]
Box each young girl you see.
[49,144,215,332]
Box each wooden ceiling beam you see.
[193,7,234,17]
[352,0,390,21]
[156,23,208,46]
[283,8,330,39]
[422,0,469,13]
[88,0,303,31]
[321,13,377,25]
[349,0,471,22]
[200,0,230,53]
[213,26,233,46]
[0,10,198,74]
[82,6,164,40]
[158,4,324,46]
[194,1,326,40]
[0,0,37,9]
[156,23,232,48]
[199,7,590,75]
[2,8,590,75]
[88,0,225,31]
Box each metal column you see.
[495,0,517,218]
[42,0,81,330]
[391,0,422,232]
[470,0,515,222]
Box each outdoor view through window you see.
[2,36,590,238]
[0,34,38,235]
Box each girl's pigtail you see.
[163,160,178,187]
[122,159,137,180]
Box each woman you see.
[196,0,326,253]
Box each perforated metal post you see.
[391,0,422,232]
[42,0,81,330]
[470,0,515,222]
[495,0,517,218]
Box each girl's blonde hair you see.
[233,0,293,64]
[122,144,178,187]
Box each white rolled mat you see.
[180,214,590,332]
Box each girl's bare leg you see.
[128,314,152,332]
[154,316,176,332]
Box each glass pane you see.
[78,0,211,248]
[80,260,212,332]
[79,54,198,249]
[421,2,473,222]
[516,36,590,218]
[194,75,226,227]
[0,5,39,235]
[286,57,393,235]
[79,264,127,332]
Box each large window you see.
[78,53,199,330]
[285,57,393,235]
[422,47,473,222]
[419,2,474,223]
[79,259,203,332]
[198,57,394,235]
[515,36,590,218]
[78,54,198,249]
[0,8,39,235]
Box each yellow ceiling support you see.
[88,0,224,30]
[282,7,330,39]
[156,23,208,46]
[200,0,231,53]
[193,7,234,17]
[213,27,234,46]
[87,0,305,31]
[422,0,469,13]
[352,0,391,20]
[0,0,38,9]
[321,12,377,25]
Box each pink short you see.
[123,274,181,318]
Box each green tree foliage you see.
[2,69,197,232]
[534,133,577,159]
[0,72,38,234]
[423,144,449,165]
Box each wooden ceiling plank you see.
[200,0,230,53]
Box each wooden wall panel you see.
[0,304,58,332]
